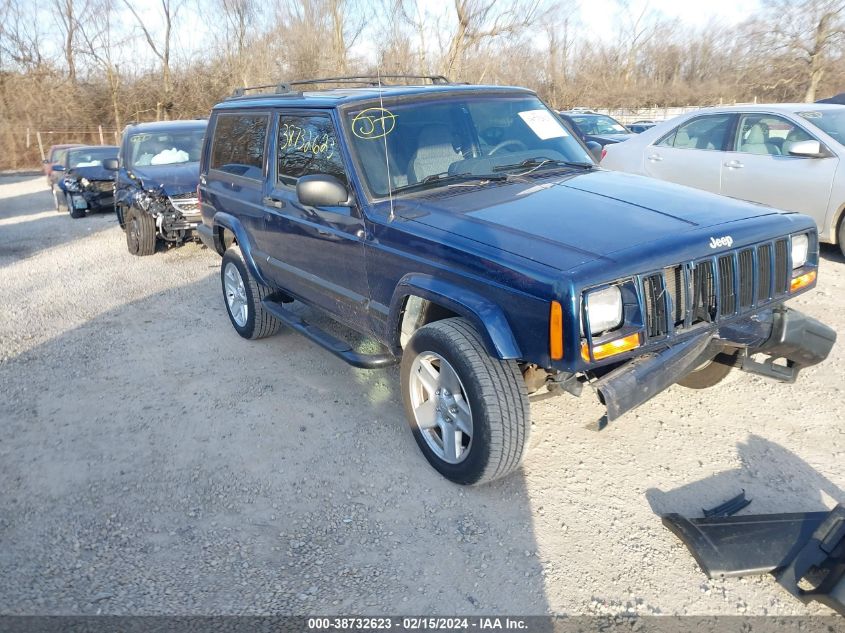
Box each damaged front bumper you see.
[594,307,836,424]
[663,501,845,614]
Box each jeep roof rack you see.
[229,75,453,99]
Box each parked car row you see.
[40,78,836,486]
[44,119,207,255]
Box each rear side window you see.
[277,113,347,187]
[657,114,734,151]
[211,113,269,179]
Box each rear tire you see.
[838,214,845,259]
[677,352,737,389]
[125,205,156,256]
[221,245,282,340]
[400,317,530,485]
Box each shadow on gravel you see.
[0,179,117,265]
[819,243,844,265]
[0,274,550,615]
[645,434,845,517]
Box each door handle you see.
[262,196,285,209]
[724,160,744,169]
[647,153,663,162]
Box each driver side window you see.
[734,114,813,156]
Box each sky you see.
[33,0,766,70]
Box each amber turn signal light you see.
[550,301,564,360]
[790,270,816,293]
[581,332,641,362]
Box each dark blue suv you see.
[198,77,835,485]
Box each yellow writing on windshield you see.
[351,108,397,140]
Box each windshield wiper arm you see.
[494,158,595,172]
[389,172,506,195]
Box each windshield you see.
[798,109,845,145]
[67,147,117,168]
[128,128,205,168]
[344,94,593,197]
[571,115,629,135]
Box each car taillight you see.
[600,147,607,162]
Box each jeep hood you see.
[132,162,199,196]
[399,169,784,271]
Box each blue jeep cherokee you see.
[197,76,835,485]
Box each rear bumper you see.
[595,307,836,423]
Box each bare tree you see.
[53,0,80,83]
[755,0,845,102]
[441,0,546,79]
[122,0,182,116]
[77,0,124,127]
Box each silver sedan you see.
[601,103,845,256]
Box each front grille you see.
[738,249,754,308]
[641,237,791,339]
[95,181,113,192]
[169,197,200,216]
[664,265,686,327]
[642,274,667,337]
[718,255,736,316]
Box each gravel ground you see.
[1,174,844,616]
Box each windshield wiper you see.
[494,157,595,173]
[389,172,506,195]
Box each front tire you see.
[838,214,845,259]
[125,205,156,256]
[401,317,530,485]
[116,204,127,231]
[220,245,281,340]
[69,197,85,219]
[677,352,737,389]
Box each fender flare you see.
[388,273,522,360]
[213,212,272,287]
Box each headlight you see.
[585,285,623,335]
[134,190,152,211]
[62,177,80,192]
[791,233,809,269]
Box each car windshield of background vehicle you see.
[128,129,205,168]
[573,115,629,135]
[799,109,845,146]
[345,95,593,197]
[67,147,117,168]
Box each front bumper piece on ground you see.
[663,501,845,615]
[593,307,836,426]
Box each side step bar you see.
[261,299,399,369]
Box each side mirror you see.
[103,158,119,171]
[787,139,825,158]
[296,174,351,207]
[52,164,65,172]
[586,140,603,162]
